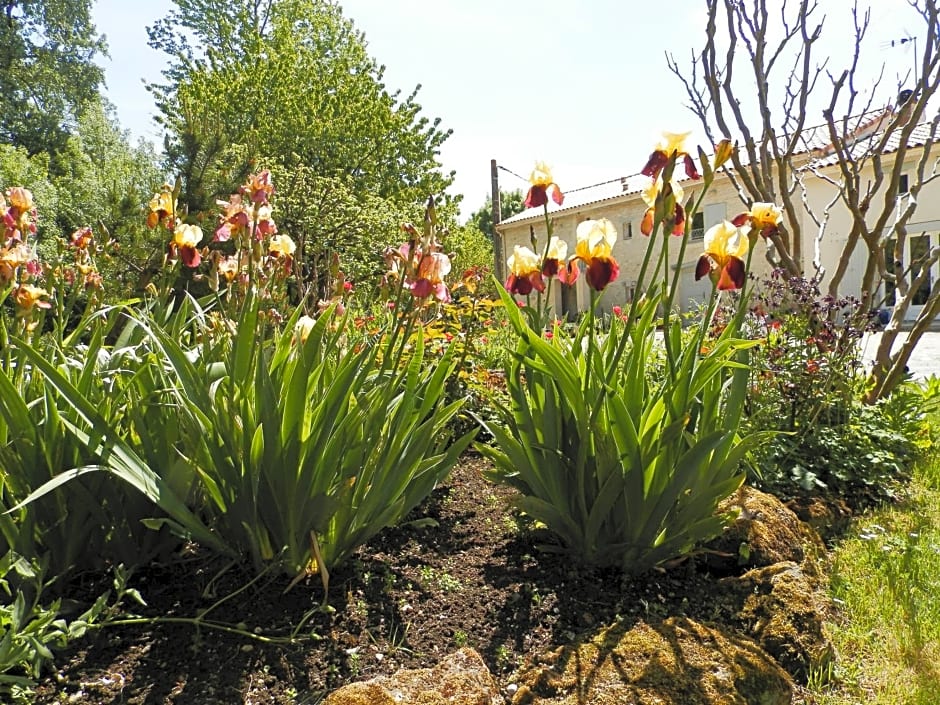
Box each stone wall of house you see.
[800,151,940,318]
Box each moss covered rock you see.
[722,561,834,681]
[708,485,826,578]
[509,617,792,705]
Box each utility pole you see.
[490,159,504,283]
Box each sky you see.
[91,0,924,220]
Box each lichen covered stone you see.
[323,647,501,705]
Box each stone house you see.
[494,116,939,321]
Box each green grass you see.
[805,420,940,704]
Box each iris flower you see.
[524,162,564,209]
[640,177,686,237]
[242,170,275,205]
[70,227,94,251]
[171,223,203,268]
[254,204,277,238]
[147,185,175,230]
[541,237,578,284]
[215,194,250,242]
[571,218,619,291]
[641,131,700,181]
[12,284,51,314]
[3,187,37,243]
[506,245,544,295]
[410,251,452,302]
[217,256,239,283]
[294,315,316,344]
[731,202,783,239]
[269,234,296,259]
[695,221,749,290]
[0,243,33,284]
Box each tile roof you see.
[802,119,936,169]
[496,114,937,231]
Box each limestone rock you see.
[322,647,501,705]
[722,561,834,681]
[509,616,792,705]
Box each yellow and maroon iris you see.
[641,131,700,181]
[572,218,619,291]
[147,184,175,230]
[506,245,545,295]
[640,177,686,237]
[731,202,783,239]
[172,223,203,268]
[541,236,578,284]
[524,162,564,209]
[695,221,749,291]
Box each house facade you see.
[494,121,939,320]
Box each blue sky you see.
[91,0,920,219]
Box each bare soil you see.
[32,453,820,704]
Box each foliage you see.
[0,0,106,156]
[47,101,165,298]
[0,147,59,245]
[479,143,766,572]
[1,104,164,300]
[0,316,187,580]
[755,403,920,502]
[0,558,141,704]
[446,224,495,296]
[147,0,454,218]
[9,176,474,596]
[741,272,927,502]
[743,270,875,432]
[132,293,474,584]
[266,157,405,300]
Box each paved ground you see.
[860,330,940,380]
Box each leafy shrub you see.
[137,293,475,581]
[740,271,928,503]
[755,403,920,501]
[0,558,140,704]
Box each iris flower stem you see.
[662,183,712,384]
[537,201,554,330]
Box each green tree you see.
[447,222,494,288]
[50,100,165,296]
[0,0,106,156]
[0,145,58,245]
[467,189,525,242]
[147,0,454,219]
[267,155,405,300]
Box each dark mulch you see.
[32,453,799,704]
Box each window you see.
[691,211,705,240]
[899,173,910,195]
[623,221,633,239]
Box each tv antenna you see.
[881,30,918,81]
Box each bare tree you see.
[669,0,940,401]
